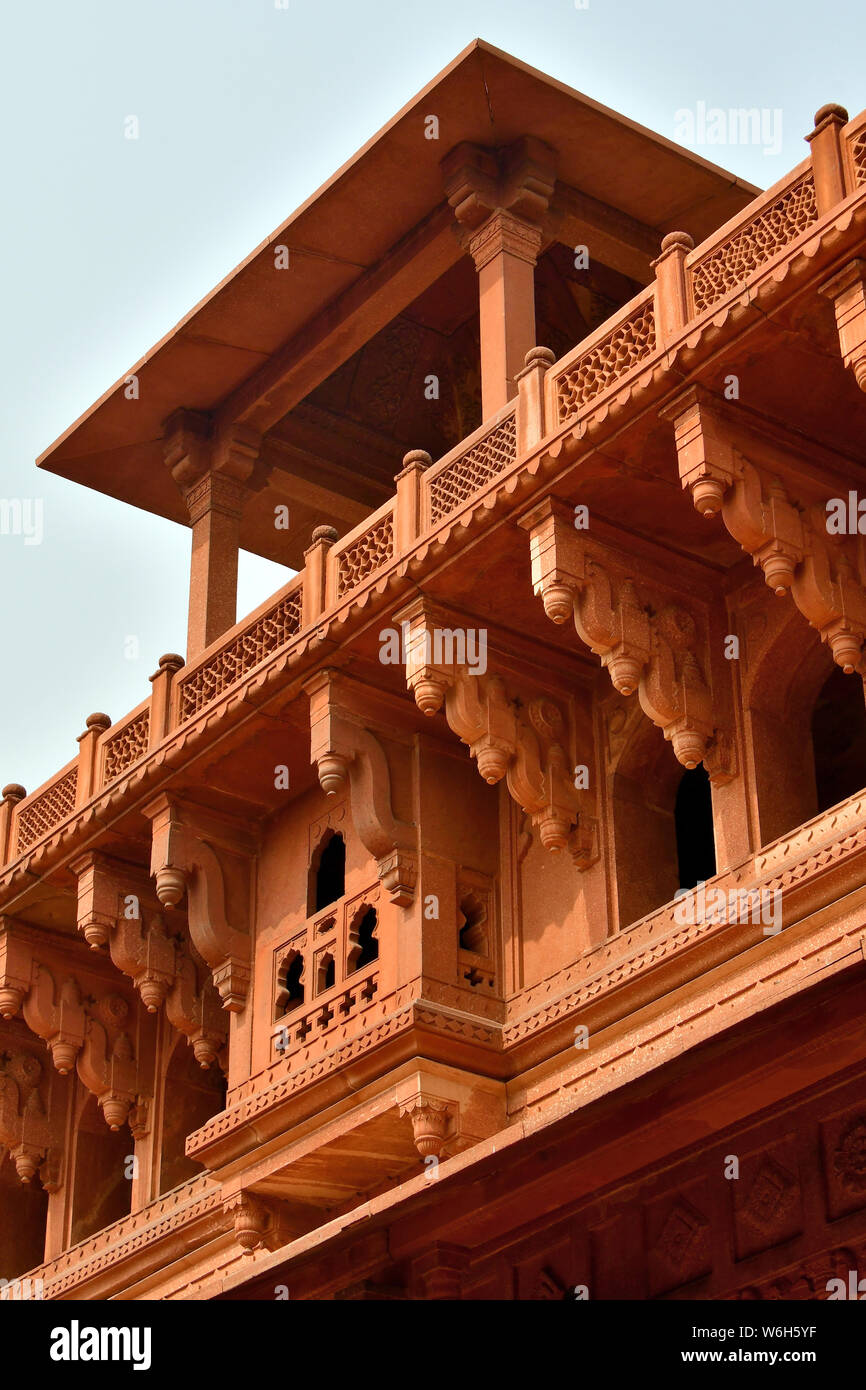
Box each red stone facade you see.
[3,43,866,1302]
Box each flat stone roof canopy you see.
[37,38,759,562]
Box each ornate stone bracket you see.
[305,670,418,906]
[223,1191,294,1257]
[523,500,732,782]
[165,954,228,1071]
[0,1053,53,1185]
[144,795,255,1012]
[398,598,598,860]
[76,1004,140,1132]
[22,964,87,1075]
[665,387,866,677]
[820,259,866,394]
[398,1093,457,1159]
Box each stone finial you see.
[157,653,185,674]
[85,713,111,732]
[659,230,694,254]
[2,784,26,803]
[813,103,849,127]
[311,525,339,545]
[399,448,432,476]
[523,346,556,369]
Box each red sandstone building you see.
[2,41,866,1301]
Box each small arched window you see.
[316,952,335,995]
[811,666,866,813]
[674,765,716,890]
[310,832,346,914]
[458,893,488,955]
[347,906,378,973]
[275,951,305,1016]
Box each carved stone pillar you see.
[163,411,263,660]
[443,137,556,419]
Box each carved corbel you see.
[637,607,715,770]
[0,1054,51,1184]
[72,851,123,950]
[110,904,179,1016]
[224,1191,293,1256]
[76,1007,140,1132]
[445,674,593,858]
[306,671,417,906]
[791,507,866,674]
[446,674,518,783]
[398,1094,457,1160]
[165,954,228,1070]
[523,502,652,694]
[661,385,739,518]
[144,796,254,1011]
[820,259,866,394]
[23,965,87,1075]
[723,459,806,597]
[0,916,34,1020]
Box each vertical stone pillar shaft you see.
[185,473,248,658]
[470,214,543,418]
[443,137,556,424]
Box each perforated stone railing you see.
[552,293,656,425]
[424,407,518,524]
[102,708,150,783]
[332,501,395,599]
[848,119,866,187]
[4,107,866,870]
[178,579,304,721]
[688,168,818,314]
[15,767,78,853]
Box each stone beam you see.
[547,182,659,286]
[214,205,463,436]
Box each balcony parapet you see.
[4,105,866,874]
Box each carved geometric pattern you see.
[852,130,866,186]
[555,298,656,424]
[833,1117,866,1193]
[427,410,517,523]
[336,513,394,597]
[102,710,150,783]
[691,172,818,313]
[16,768,78,852]
[179,585,303,720]
[740,1155,799,1233]
[652,1196,709,1272]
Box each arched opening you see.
[811,666,866,813]
[0,1155,48,1280]
[458,892,489,956]
[316,952,335,994]
[610,710,717,926]
[69,1093,132,1245]
[310,832,346,914]
[347,906,378,973]
[275,951,305,1017]
[158,1038,226,1196]
[674,765,717,889]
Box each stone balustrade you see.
[3,104,865,869]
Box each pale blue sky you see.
[1,0,863,793]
